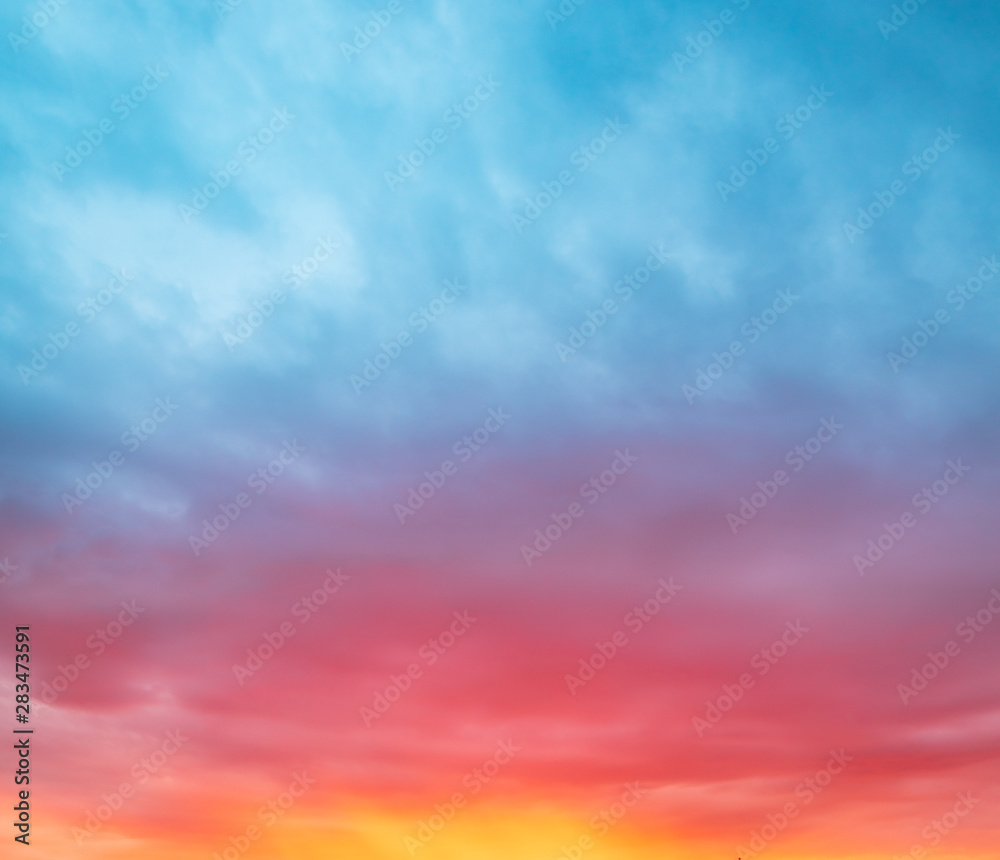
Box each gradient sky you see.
[1,0,999,858]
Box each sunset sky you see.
[1,0,999,858]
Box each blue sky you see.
[1,0,998,609]
[3,2,998,483]
[1,0,996,599]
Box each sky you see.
[1,0,999,858]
